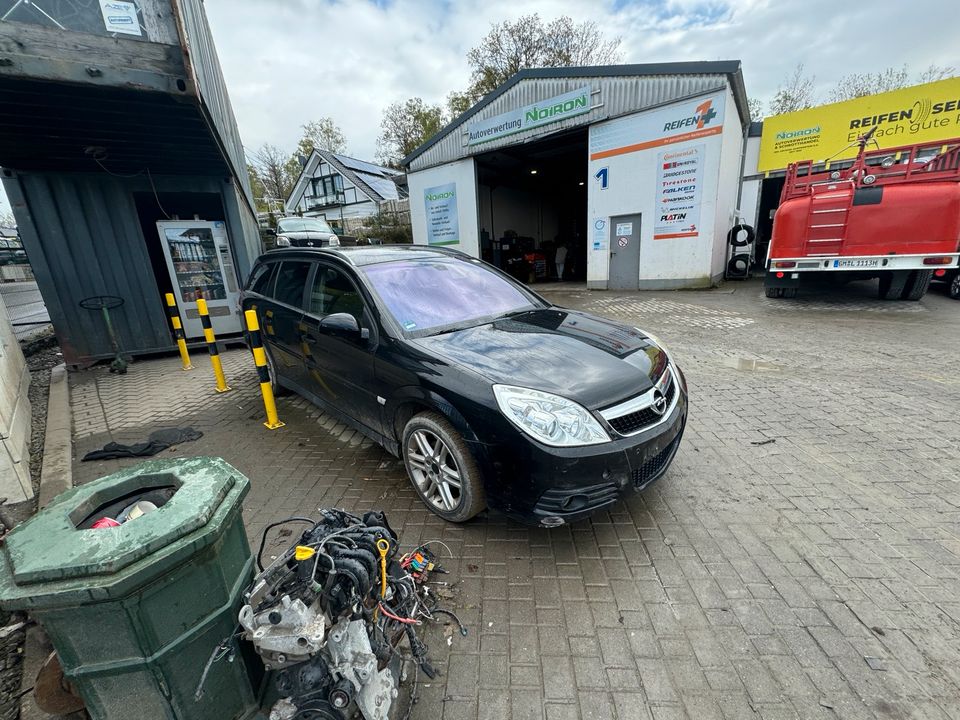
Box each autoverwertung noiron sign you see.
[466,86,592,146]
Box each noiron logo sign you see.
[467,86,592,146]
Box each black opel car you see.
[241,245,687,526]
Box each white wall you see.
[0,296,32,502]
[743,134,762,177]
[408,158,480,257]
[587,91,734,289]
[739,178,762,229]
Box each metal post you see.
[197,298,230,393]
[164,293,193,370]
[244,309,284,429]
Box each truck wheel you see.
[901,270,933,301]
[781,288,797,299]
[878,271,909,300]
[764,287,781,298]
[950,273,960,299]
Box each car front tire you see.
[402,411,486,522]
[950,273,960,300]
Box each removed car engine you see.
[198,508,463,720]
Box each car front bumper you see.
[476,388,688,526]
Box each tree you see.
[376,97,446,167]
[248,143,298,208]
[827,65,909,103]
[917,64,956,85]
[296,118,347,158]
[768,63,816,116]
[747,97,764,122]
[449,14,622,114]
[0,211,15,228]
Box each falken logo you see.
[663,100,718,132]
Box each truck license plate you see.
[833,259,879,268]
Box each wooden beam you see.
[0,20,191,95]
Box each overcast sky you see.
[203,0,956,161]
[0,0,954,220]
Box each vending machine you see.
[157,220,243,339]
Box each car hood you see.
[281,231,332,241]
[410,308,666,410]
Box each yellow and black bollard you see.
[244,309,284,429]
[164,293,193,370]
[197,297,231,393]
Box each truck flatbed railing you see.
[783,138,960,200]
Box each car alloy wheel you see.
[401,411,486,522]
[951,273,960,300]
[406,429,462,512]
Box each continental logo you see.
[663,99,718,132]
[425,190,455,201]
[776,125,821,140]
[847,96,960,129]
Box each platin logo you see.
[660,213,687,221]
[663,100,718,133]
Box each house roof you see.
[286,150,405,212]
[403,61,749,167]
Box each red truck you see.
[764,130,960,300]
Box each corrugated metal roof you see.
[404,61,749,171]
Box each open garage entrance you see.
[475,128,588,284]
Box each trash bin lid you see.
[0,457,247,587]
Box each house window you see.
[310,174,344,205]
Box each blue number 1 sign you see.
[595,167,609,189]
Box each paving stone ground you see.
[68,277,960,720]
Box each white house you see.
[285,150,407,229]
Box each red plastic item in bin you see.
[91,517,121,529]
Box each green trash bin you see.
[0,456,262,719]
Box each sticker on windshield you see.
[402,320,417,330]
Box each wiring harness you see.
[200,509,464,720]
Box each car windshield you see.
[362,258,541,335]
[278,218,333,234]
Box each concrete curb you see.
[21,364,77,719]
[37,364,71,510]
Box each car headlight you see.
[493,385,610,447]
[328,235,340,247]
[275,235,291,247]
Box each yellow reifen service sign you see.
[758,77,960,172]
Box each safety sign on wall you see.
[424,183,459,246]
[591,218,607,251]
[654,143,705,240]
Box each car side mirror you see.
[319,313,367,342]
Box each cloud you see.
[205,0,955,163]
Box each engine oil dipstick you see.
[377,539,390,598]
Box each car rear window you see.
[273,261,311,308]
[247,263,276,295]
[361,257,537,334]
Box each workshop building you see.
[403,62,750,290]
